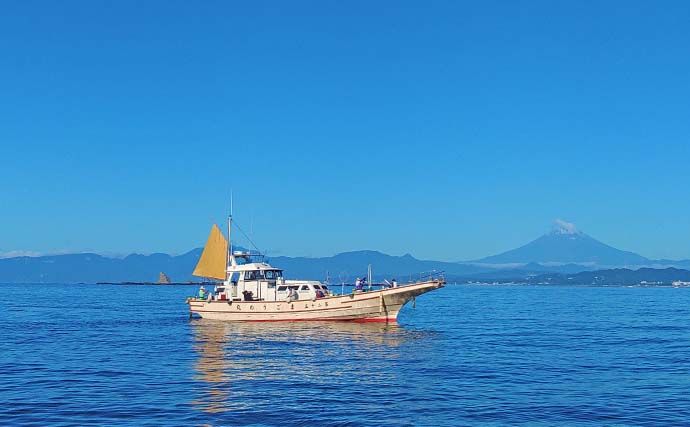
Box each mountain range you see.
[1,221,688,283]
[0,250,204,284]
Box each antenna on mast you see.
[226,191,233,279]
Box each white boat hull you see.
[187,280,444,322]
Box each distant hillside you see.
[477,221,650,266]
[270,250,486,281]
[445,263,598,283]
[527,267,690,286]
[0,249,485,284]
[0,250,204,283]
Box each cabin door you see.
[230,273,239,298]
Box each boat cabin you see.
[209,251,332,302]
[276,282,331,301]
[192,228,335,303]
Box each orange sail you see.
[192,224,228,280]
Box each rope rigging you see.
[232,220,262,255]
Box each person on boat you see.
[355,278,362,291]
[392,279,397,288]
[242,290,253,301]
[198,286,206,299]
[315,289,325,299]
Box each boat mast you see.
[227,193,233,281]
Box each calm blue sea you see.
[1,283,689,426]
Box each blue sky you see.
[1,1,689,261]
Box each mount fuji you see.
[475,220,650,267]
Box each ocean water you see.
[1,283,689,426]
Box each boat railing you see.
[413,270,445,283]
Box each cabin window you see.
[288,285,299,291]
[264,270,283,280]
[244,271,264,280]
[322,285,329,290]
[277,286,287,292]
[300,285,310,291]
[313,284,321,289]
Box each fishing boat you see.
[185,214,444,322]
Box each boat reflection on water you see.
[189,320,415,415]
[189,321,232,414]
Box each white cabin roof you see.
[227,261,282,273]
